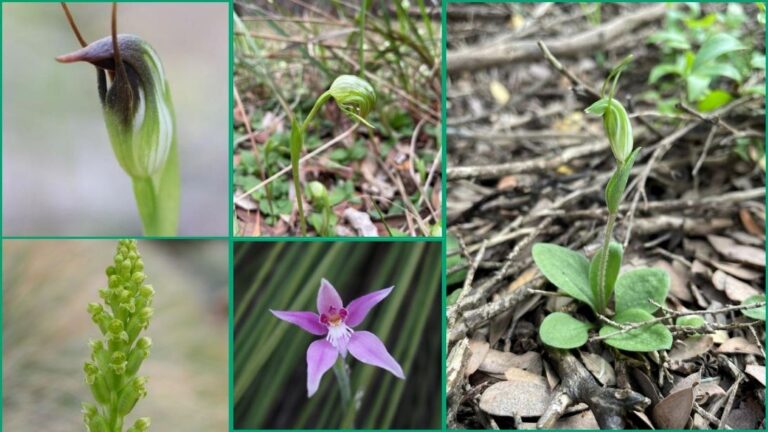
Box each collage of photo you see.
[1,1,766,431]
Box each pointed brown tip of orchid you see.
[55,47,88,63]
[56,36,122,66]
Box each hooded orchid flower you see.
[271,279,405,397]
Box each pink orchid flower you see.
[271,279,405,397]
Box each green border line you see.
[440,1,448,431]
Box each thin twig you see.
[692,125,718,177]
[591,301,766,342]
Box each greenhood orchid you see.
[271,279,405,397]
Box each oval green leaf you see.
[676,315,706,328]
[599,308,673,352]
[540,312,591,349]
[614,267,670,314]
[693,33,747,71]
[741,294,766,321]
[532,243,594,309]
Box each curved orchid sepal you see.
[271,278,404,397]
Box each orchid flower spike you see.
[271,279,405,397]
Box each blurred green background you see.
[3,240,229,431]
[2,3,228,235]
[234,241,441,429]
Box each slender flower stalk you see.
[271,279,404,402]
[83,239,154,432]
[290,75,376,235]
[57,4,180,235]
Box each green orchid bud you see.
[139,307,154,322]
[139,285,155,299]
[111,351,128,376]
[57,34,175,180]
[117,376,148,416]
[82,403,109,432]
[126,337,152,376]
[90,373,111,405]
[90,340,110,369]
[127,417,151,432]
[82,402,98,422]
[327,74,376,127]
[585,97,633,164]
[88,303,111,334]
[131,272,147,284]
[306,181,330,208]
[304,75,377,130]
[121,258,133,276]
[120,298,136,314]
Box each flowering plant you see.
[271,279,404,399]
[82,239,154,432]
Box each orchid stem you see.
[333,358,352,408]
[597,210,617,314]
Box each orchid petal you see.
[317,278,343,314]
[306,339,338,397]
[345,286,394,327]
[348,331,405,379]
[270,310,327,336]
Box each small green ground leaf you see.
[447,234,468,286]
[693,33,747,71]
[589,242,623,311]
[676,315,706,327]
[532,243,594,309]
[614,267,670,314]
[697,90,733,112]
[447,289,462,306]
[539,312,591,349]
[600,309,673,352]
[741,295,766,321]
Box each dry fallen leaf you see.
[631,368,662,405]
[479,350,543,375]
[519,410,599,429]
[504,367,548,385]
[669,335,714,361]
[711,270,760,302]
[707,259,762,281]
[343,208,379,236]
[479,380,551,417]
[707,234,766,268]
[740,208,765,237]
[717,337,764,356]
[466,339,491,376]
[745,364,766,386]
[580,352,616,386]
[654,259,692,302]
[652,385,695,429]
